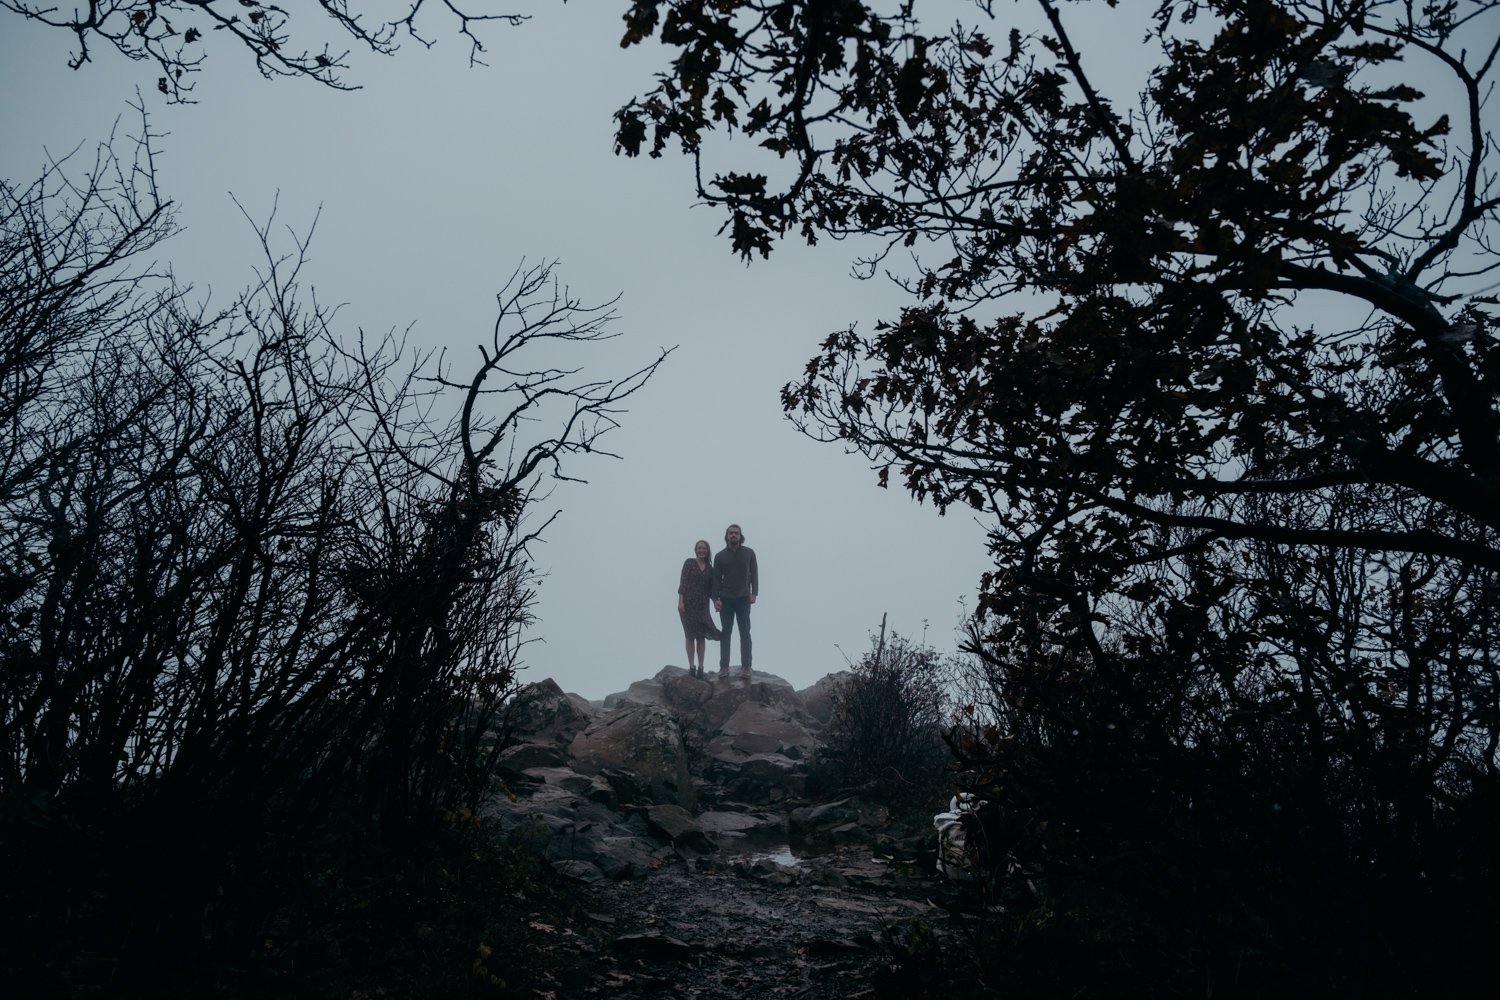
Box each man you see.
[711,523,758,677]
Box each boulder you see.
[701,672,802,729]
[789,797,892,848]
[481,782,594,851]
[481,666,908,880]
[595,767,654,808]
[562,827,669,880]
[710,700,818,760]
[494,742,570,778]
[696,809,785,843]
[483,773,672,882]
[736,855,801,886]
[504,678,595,747]
[603,673,668,710]
[570,704,697,810]
[551,859,608,885]
[644,803,718,855]
[797,671,851,727]
[604,665,722,716]
[659,670,716,716]
[724,753,806,802]
[699,699,817,804]
[521,766,597,796]
[611,932,693,961]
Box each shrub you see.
[0,120,661,993]
[819,619,953,805]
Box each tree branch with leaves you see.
[1,0,530,101]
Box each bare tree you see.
[0,120,665,986]
[1,0,530,100]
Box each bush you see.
[818,620,953,805]
[0,121,661,993]
[936,536,1500,996]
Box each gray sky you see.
[1,4,995,699]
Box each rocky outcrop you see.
[701,697,817,804]
[505,677,596,747]
[486,664,912,885]
[570,703,697,810]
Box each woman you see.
[677,539,722,678]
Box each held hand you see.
[749,594,757,605]
[714,599,722,612]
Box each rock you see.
[701,672,801,729]
[797,671,851,727]
[583,773,622,807]
[610,932,693,961]
[576,831,670,880]
[711,700,817,760]
[480,783,580,849]
[659,670,716,716]
[697,809,785,843]
[825,822,865,844]
[644,803,717,855]
[521,766,596,796]
[723,753,805,802]
[738,856,800,886]
[801,935,874,955]
[602,673,667,710]
[596,767,654,808]
[789,797,892,848]
[504,678,595,747]
[570,704,697,810]
[494,741,570,777]
[699,699,816,805]
[804,862,850,888]
[483,776,648,873]
[605,666,725,718]
[551,859,608,885]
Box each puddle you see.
[714,831,806,868]
[745,846,801,867]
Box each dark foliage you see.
[1,0,527,101]
[818,620,951,804]
[617,0,1500,992]
[0,120,663,994]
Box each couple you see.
[676,523,759,680]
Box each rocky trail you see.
[484,667,967,998]
[562,846,944,998]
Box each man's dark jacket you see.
[711,545,758,601]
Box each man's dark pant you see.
[718,596,752,670]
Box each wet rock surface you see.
[559,847,942,998]
[489,665,953,997]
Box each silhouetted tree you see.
[1,0,527,100]
[617,1,1500,991]
[0,119,665,991]
[617,1,1497,569]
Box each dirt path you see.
[546,848,947,998]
